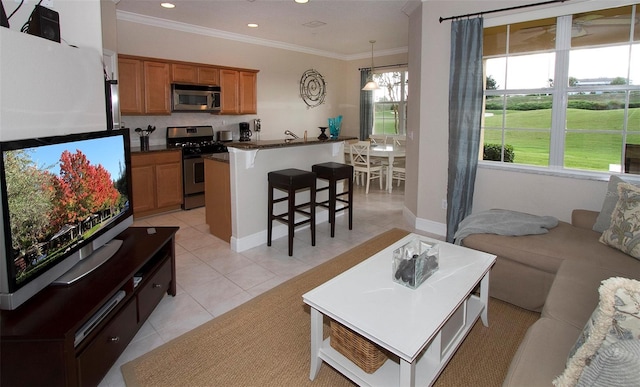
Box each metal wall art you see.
[299,69,326,108]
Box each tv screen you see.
[0,129,133,310]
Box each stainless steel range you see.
[166,126,228,210]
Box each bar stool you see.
[312,162,354,237]
[267,168,317,256]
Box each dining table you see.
[347,143,406,193]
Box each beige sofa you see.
[462,209,640,386]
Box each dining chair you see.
[391,162,406,187]
[349,141,383,194]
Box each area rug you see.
[121,228,539,386]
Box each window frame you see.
[371,69,408,136]
[479,0,640,180]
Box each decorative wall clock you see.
[299,69,326,108]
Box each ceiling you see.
[115,0,419,59]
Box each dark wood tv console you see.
[0,226,178,386]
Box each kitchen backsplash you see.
[123,113,257,146]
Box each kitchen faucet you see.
[284,130,299,139]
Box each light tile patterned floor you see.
[99,182,431,386]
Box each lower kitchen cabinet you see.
[205,158,231,242]
[131,150,183,218]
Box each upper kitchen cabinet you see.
[144,61,171,115]
[118,55,171,115]
[220,69,258,115]
[171,63,220,85]
[239,71,257,114]
[118,57,144,114]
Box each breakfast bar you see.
[205,137,356,252]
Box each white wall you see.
[0,0,105,141]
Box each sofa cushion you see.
[593,175,626,233]
[503,317,581,387]
[553,277,640,386]
[542,261,630,330]
[599,182,640,259]
[576,339,640,387]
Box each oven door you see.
[183,156,205,196]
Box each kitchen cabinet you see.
[118,56,171,115]
[171,63,219,85]
[131,150,183,218]
[219,69,258,115]
[119,54,256,116]
[143,61,171,115]
[239,71,257,114]
[205,158,231,242]
[0,227,178,387]
[118,57,144,114]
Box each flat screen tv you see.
[0,129,133,310]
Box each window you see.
[371,70,408,135]
[482,4,640,174]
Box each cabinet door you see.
[131,165,157,214]
[118,57,144,115]
[143,61,171,115]
[155,162,183,208]
[239,71,257,114]
[171,63,197,84]
[198,67,219,85]
[219,69,239,114]
[205,159,231,242]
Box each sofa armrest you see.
[571,209,599,230]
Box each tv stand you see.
[53,239,124,285]
[0,227,178,387]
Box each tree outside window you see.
[372,70,408,136]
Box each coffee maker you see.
[239,122,252,142]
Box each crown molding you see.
[116,10,407,61]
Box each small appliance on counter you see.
[239,122,252,142]
[217,130,232,142]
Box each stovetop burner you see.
[167,125,228,156]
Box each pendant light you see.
[362,40,380,91]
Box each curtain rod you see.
[358,63,408,71]
[439,0,568,23]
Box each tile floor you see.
[99,181,432,386]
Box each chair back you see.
[369,135,387,145]
[386,135,406,147]
[350,141,372,169]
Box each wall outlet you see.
[441,199,447,210]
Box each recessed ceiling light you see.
[161,2,175,9]
[294,0,309,3]
[248,23,259,28]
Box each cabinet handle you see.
[153,283,162,288]
[109,336,120,343]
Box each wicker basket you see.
[329,320,388,373]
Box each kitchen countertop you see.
[204,153,230,163]
[225,136,356,150]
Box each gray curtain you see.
[359,69,373,140]
[446,17,484,243]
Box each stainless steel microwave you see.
[172,84,221,112]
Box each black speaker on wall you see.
[1,0,9,28]
[27,5,60,43]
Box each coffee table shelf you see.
[303,233,496,387]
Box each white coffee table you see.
[302,233,496,387]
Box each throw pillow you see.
[593,175,640,233]
[575,339,640,387]
[599,182,640,259]
[553,277,640,387]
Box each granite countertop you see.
[204,153,230,163]
[226,136,357,150]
